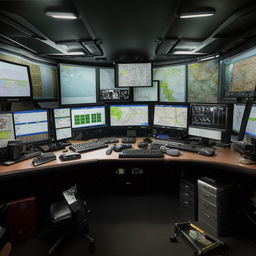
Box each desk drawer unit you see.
[197,177,235,236]
[179,179,197,220]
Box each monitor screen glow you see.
[0,113,15,149]
[245,105,256,139]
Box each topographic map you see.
[188,59,218,103]
[110,105,148,126]
[233,104,245,132]
[229,55,256,92]
[118,63,151,87]
[153,65,186,102]
[133,81,158,101]
[154,105,187,128]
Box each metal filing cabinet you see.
[198,177,234,236]
[180,179,197,221]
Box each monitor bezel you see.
[0,59,33,102]
[153,102,189,130]
[189,103,229,132]
[109,103,150,128]
[71,105,108,130]
[115,62,153,88]
[13,109,50,145]
[53,107,72,141]
[0,111,15,149]
[58,63,97,106]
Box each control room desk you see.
[0,138,256,178]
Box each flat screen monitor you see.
[232,104,245,133]
[59,63,96,105]
[71,106,106,129]
[153,104,188,129]
[0,113,15,149]
[110,104,149,127]
[13,109,49,144]
[0,60,32,101]
[116,63,152,87]
[190,104,228,131]
[53,108,72,141]
[245,104,256,139]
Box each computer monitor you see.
[190,104,228,131]
[0,113,15,149]
[0,60,32,102]
[116,63,152,88]
[13,109,49,144]
[153,104,188,129]
[232,104,245,133]
[71,106,106,129]
[59,63,97,105]
[53,108,72,141]
[110,104,149,127]
[245,104,256,139]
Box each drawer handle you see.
[185,185,190,189]
[184,192,189,197]
[184,201,189,205]
[203,213,211,218]
[203,193,210,198]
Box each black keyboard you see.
[121,137,136,143]
[153,140,215,156]
[97,137,119,144]
[69,141,108,153]
[119,149,164,158]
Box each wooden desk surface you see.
[0,138,256,177]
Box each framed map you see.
[188,59,218,103]
[153,65,186,102]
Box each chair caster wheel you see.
[89,242,95,253]
[169,235,177,242]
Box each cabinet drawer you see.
[180,188,194,201]
[180,179,194,192]
[198,189,217,205]
[199,208,217,229]
[199,198,217,216]
[198,179,217,195]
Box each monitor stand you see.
[243,139,256,161]
[198,138,213,147]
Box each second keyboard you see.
[69,141,108,153]
[119,149,164,158]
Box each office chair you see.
[48,185,95,255]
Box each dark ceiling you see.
[1,0,256,64]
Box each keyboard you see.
[97,137,119,144]
[121,137,136,143]
[153,140,215,156]
[119,149,164,158]
[69,141,108,153]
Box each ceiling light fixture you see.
[172,50,203,55]
[65,51,85,56]
[45,11,78,19]
[199,54,220,61]
[179,8,215,19]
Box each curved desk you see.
[0,138,256,178]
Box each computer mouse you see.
[197,147,215,156]
[138,141,148,149]
[62,149,68,153]
[143,137,152,143]
[165,149,180,157]
[106,147,113,155]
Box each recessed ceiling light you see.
[179,8,215,19]
[45,11,78,20]
[172,51,203,55]
[66,51,85,56]
[199,54,220,61]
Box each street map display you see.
[60,64,96,105]
[232,104,245,132]
[153,65,186,102]
[188,59,218,103]
[245,105,256,138]
[0,113,14,148]
[0,60,31,97]
[110,105,148,126]
[133,81,158,101]
[117,63,152,87]
[153,105,188,128]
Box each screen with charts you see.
[0,113,15,149]
[13,110,49,144]
[110,104,149,127]
[153,104,188,129]
[0,60,31,100]
[59,63,96,105]
[232,104,245,133]
[245,105,256,138]
[53,108,72,141]
[190,104,228,131]
[117,63,152,87]
[71,106,106,129]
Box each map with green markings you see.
[153,65,186,102]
